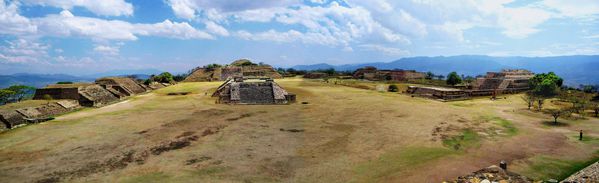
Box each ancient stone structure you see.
[407,69,534,101]
[407,86,471,101]
[95,77,147,96]
[148,82,166,90]
[0,100,81,130]
[184,59,283,82]
[212,77,295,105]
[34,83,119,107]
[0,110,27,129]
[473,69,534,93]
[562,161,599,183]
[303,72,329,79]
[446,165,533,183]
[353,66,426,81]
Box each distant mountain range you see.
[0,74,93,88]
[0,69,162,88]
[292,55,599,86]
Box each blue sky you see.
[0,0,598,75]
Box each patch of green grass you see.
[354,146,456,182]
[570,135,599,144]
[442,129,481,150]
[119,172,171,183]
[451,103,474,107]
[480,116,519,136]
[521,152,599,181]
[494,118,518,136]
[192,166,230,177]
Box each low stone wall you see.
[562,161,599,183]
[0,100,81,130]
[446,165,532,183]
[0,110,27,129]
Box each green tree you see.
[388,84,399,92]
[6,85,36,102]
[425,72,434,80]
[544,108,571,125]
[173,74,188,82]
[590,102,599,117]
[446,72,462,86]
[559,90,593,114]
[0,89,16,105]
[529,72,563,110]
[152,72,175,83]
[521,91,535,110]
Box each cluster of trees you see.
[521,72,599,124]
[144,72,179,85]
[425,72,445,80]
[0,85,36,105]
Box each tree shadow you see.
[541,121,570,127]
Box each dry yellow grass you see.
[0,78,598,182]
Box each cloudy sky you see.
[1,0,598,75]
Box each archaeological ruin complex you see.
[212,77,295,105]
[1,77,161,131]
[184,59,282,82]
[353,66,426,81]
[407,69,535,101]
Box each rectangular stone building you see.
[473,69,534,93]
[95,77,147,96]
[213,77,295,105]
[33,83,119,107]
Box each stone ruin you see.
[473,69,534,93]
[184,59,283,82]
[407,69,534,101]
[95,77,147,96]
[303,72,329,79]
[353,66,426,81]
[34,83,119,107]
[562,161,599,183]
[212,77,296,105]
[446,164,533,183]
[0,100,81,130]
[407,86,470,101]
[5,76,159,131]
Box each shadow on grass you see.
[541,121,570,127]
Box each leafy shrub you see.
[388,84,399,92]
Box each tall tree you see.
[545,109,570,125]
[6,85,36,102]
[152,72,175,83]
[446,72,462,86]
[0,89,16,105]
[521,91,535,110]
[425,72,434,80]
[529,72,563,110]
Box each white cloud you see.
[359,44,410,56]
[205,21,229,36]
[135,19,214,40]
[35,10,137,40]
[94,45,119,56]
[32,10,213,41]
[20,0,134,16]
[0,0,37,35]
[539,0,599,18]
[584,34,599,39]
[497,7,552,39]
[0,39,49,64]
